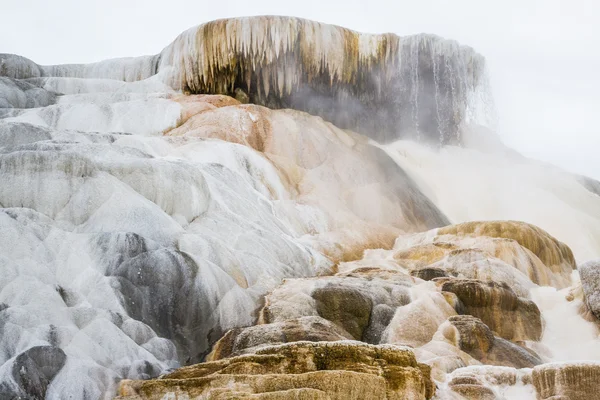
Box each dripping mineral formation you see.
[1,15,600,400]
[1,16,493,145]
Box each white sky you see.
[2,0,599,179]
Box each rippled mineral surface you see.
[1,16,600,400]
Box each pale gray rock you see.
[579,260,600,320]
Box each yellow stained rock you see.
[116,342,434,400]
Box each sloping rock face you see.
[437,221,576,279]
[0,16,493,144]
[0,92,448,397]
[116,342,434,400]
[108,216,578,399]
[0,77,57,108]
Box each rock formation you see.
[533,362,600,400]
[579,260,600,320]
[1,15,600,400]
[117,342,435,400]
[1,16,493,144]
[441,279,542,342]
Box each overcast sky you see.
[2,0,599,179]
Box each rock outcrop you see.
[579,260,600,320]
[207,317,353,360]
[439,315,541,368]
[438,221,576,279]
[532,362,600,400]
[1,16,493,144]
[0,92,448,398]
[394,220,576,290]
[117,342,435,400]
[2,14,600,400]
[441,279,542,342]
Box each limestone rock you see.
[438,221,576,283]
[261,275,412,343]
[449,381,496,400]
[441,279,542,342]
[208,316,353,360]
[411,267,448,281]
[579,260,600,320]
[116,341,435,400]
[439,315,542,369]
[0,53,42,79]
[0,77,57,109]
[532,362,600,400]
[0,345,67,400]
[312,286,373,340]
[394,220,576,289]
[0,92,449,398]
[2,16,492,145]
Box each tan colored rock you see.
[207,316,353,360]
[441,279,542,342]
[171,94,241,123]
[260,275,412,343]
[438,315,542,369]
[532,362,600,400]
[116,341,435,400]
[312,286,372,340]
[213,388,330,399]
[165,95,449,263]
[449,383,496,400]
[393,221,575,290]
[438,221,575,286]
[410,267,448,281]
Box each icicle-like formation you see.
[0,16,492,144]
[157,17,491,144]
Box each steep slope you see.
[0,92,447,398]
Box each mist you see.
[2,0,598,178]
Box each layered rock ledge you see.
[117,341,435,400]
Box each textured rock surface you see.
[394,220,575,289]
[0,345,66,399]
[439,315,542,368]
[441,279,542,341]
[437,221,576,276]
[533,362,600,400]
[2,14,600,400]
[116,342,435,400]
[445,366,536,399]
[261,275,413,343]
[208,317,353,360]
[0,93,448,398]
[579,260,600,320]
[0,77,57,109]
[1,17,493,144]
